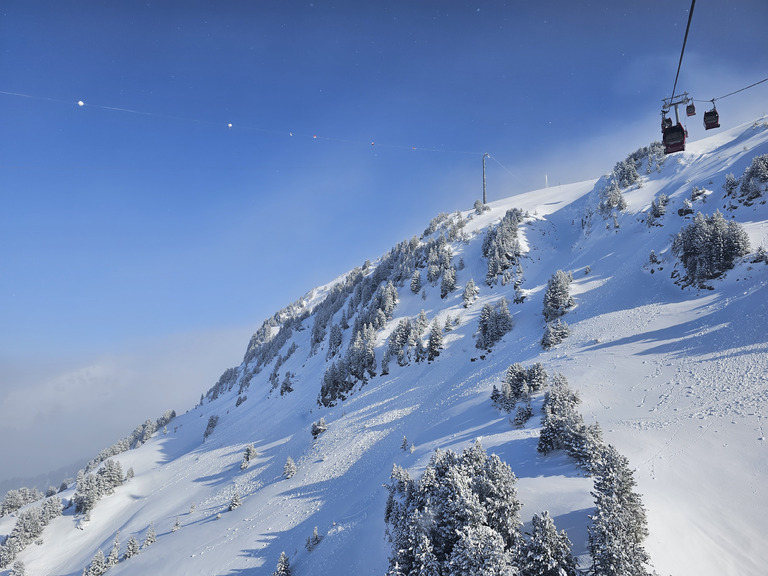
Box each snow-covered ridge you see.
[2,118,768,576]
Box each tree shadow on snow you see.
[192,461,243,487]
[580,311,768,361]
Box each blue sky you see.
[1,0,766,481]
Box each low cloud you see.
[0,324,253,482]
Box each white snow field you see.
[3,118,768,576]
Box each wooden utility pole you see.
[482,153,490,204]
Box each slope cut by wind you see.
[2,118,768,576]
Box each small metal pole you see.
[482,153,489,204]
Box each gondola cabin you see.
[703,108,720,130]
[686,103,696,116]
[663,123,686,154]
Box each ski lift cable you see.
[671,0,697,99]
[693,77,768,104]
[0,89,485,157]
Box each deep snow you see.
[3,118,768,576]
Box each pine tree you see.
[447,525,514,576]
[476,303,494,350]
[463,278,479,308]
[229,490,242,511]
[542,270,574,322]
[272,551,291,576]
[385,440,521,576]
[494,297,513,335]
[411,310,429,362]
[73,472,100,515]
[410,269,422,294]
[440,266,457,298]
[106,531,120,567]
[476,299,513,350]
[284,457,297,479]
[241,444,259,469]
[326,323,343,360]
[279,371,294,395]
[311,418,328,439]
[588,445,651,576]
[542,319,570,349]
[381,348,391,375]
[123,535,140,560]
[520,511,577,576]
[203,414,219,440]
[142,522,156,548]
[427,320,443,361]
[506,362,528,399]
[305,526,322,551]
[526,362,547,393]
[672,211,750,285]
[10,561,25,576]
[87,549,107,576]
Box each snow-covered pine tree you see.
[410,310,429,362]
[463,278,479,308]
[10,561,25,576]
[123,535,140,560]
[305,526,322,551]
[542,270,574,322]
[99,459,123,494]
[142,522,156,548]
[385,440,521,576]
[440,265,457,298]
[41,495,62,523]
[229,490,242,511]
[542,319,570,349]
[519,511,577,576]
[738,153,768,202]
[284,457,297,479]
[272,551,291,576]
[671,211,750,285]
[598,179,628,216]
[241,444,258,469]
[381,347,391,375]
[86,549,107,576]
[526,363,547,393]
[427,320,443,361]
[410,269,422,294]
[538,374,583,455]
[494,297,513,335]
[311,417,328,439]
[588,444,651,576]
[280,371,294,395]
[326,323,343,360]
[73,472,101,515]
[447,524,514,576]
[203,414,219,440]
[106,531,120,567]
[476,298,513,351]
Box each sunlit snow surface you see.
[4,119,768,576]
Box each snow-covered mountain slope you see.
[3,119,768,576]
